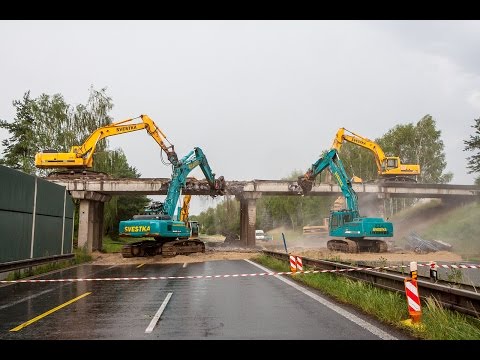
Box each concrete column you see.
[239,198,247,247]
[92,201,104,251]
[78,199,93,253]
[97,202,104,251]
[70,191,110,255]
[239,192,261,247]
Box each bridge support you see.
[238,192,262,247]
[71,191,110,254]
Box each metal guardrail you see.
[0,254,75,273]
[262,250,480,318]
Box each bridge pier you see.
[71,191,111,254]
[238,192,262,247]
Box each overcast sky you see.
[1,20,479,215]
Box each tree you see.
[464,117,480,183]
[0,91,39,174]
[378,115,452,184]
[0,86,113,176]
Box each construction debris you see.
[406,232,453,253]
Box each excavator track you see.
[327,239,359,253]
[121,241,161,258]
[376,240,388,253]
[327,239,389,253]
[161,239,205,257]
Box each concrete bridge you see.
[47,176,480,253]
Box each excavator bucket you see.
[297,175,314,194]
[215,176,226,195]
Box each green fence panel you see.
[33,215,63,258]
[0,165,75,263]
[36,178,65,217]
[65,195,74,219]
[0,166,35,213]
[0,210,33,263]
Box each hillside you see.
[390,199,480,260]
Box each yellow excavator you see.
[35,114,178,173]
[179,194,199,239]
[332,128,420,182]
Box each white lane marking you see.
[0,289,55,310]
[244,259,397,340]
[145,292,173,334]
[182,263,187,268]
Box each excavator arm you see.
[332,128,385,172]
[162,147,225,217]
[179,195,191,223]
[35,114,178,169]
[298,149,358,212]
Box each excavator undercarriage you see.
[327,238,388,253]
[121,238,206,258]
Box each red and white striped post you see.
[289,255,297,272]
[404,261,422,323]
[429,261,438,282]
[296,256,303,272]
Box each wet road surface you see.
[0,260,411,340]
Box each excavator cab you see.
[382,157,399,171]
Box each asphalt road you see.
[0,260,412,340]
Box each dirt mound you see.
[91,249,259,266]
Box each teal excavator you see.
[119,147,225,257]
[297,148,393,253]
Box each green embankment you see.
[392,200,480,261]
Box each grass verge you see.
[101,236,152,253]
[5,247,92,281]
[252,254,480,340]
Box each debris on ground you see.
[405,232,453,253]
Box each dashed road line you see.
[145,292,173,334]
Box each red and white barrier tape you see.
[417,263,479,269]
[0,264,405,284]
[0,262,477,284]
